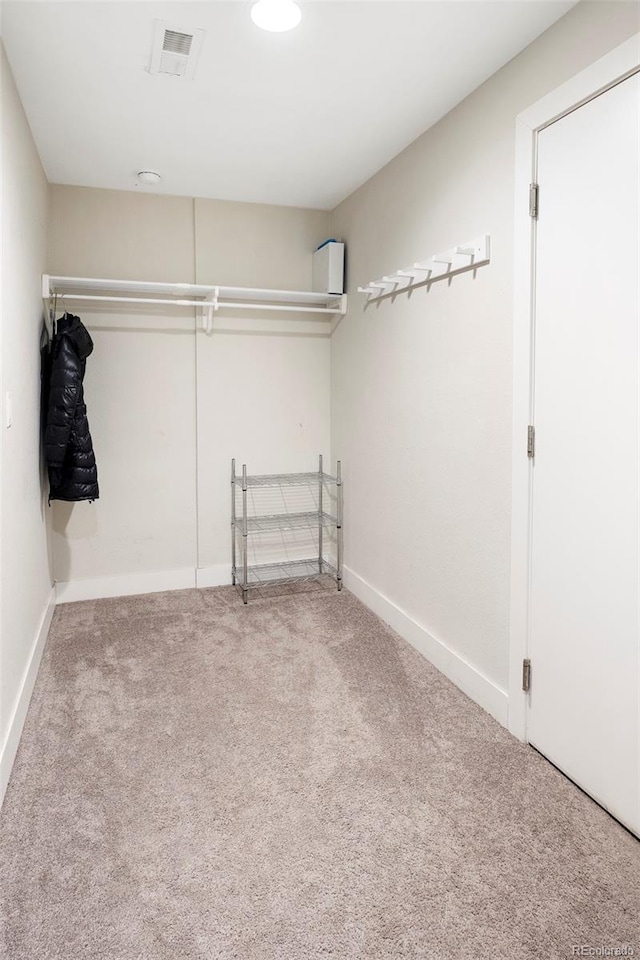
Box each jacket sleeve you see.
[45,336,81,468]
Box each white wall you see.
[48,187,331,598]
[330,0,640,720]
[0,43,54,802]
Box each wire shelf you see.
[46,274,344,306]
[235,558,338,588]
[241,471,337,487]
[236,511,338,533]
[231,455,343,603]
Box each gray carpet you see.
[1,585,638,960]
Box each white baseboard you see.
[195,565,233,589]
[55,565,236,603]
[56,568,196,604]
[1,586,56,807]
[343,566,509,728]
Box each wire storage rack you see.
[231,455,343,604]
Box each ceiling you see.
[1,1,576,209]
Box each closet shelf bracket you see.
[201,287,219,334]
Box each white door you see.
[528,73,640,837]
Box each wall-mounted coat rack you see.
[358,235,490,303]
[43,275,347,334]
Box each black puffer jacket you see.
[45,313,99,502]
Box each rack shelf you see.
[242,471,337,488]
[231,456,343,603]
[240,558,338,588]
[244,511,337,533]
[43,274,347,334]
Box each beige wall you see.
[48,187,331,590]
[194,198,331,575]
[0,43,53,798]
[330,1,640,694]
[49,187,198,586]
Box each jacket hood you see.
[57,313,94,359]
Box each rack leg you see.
[242,463,249,605]
[336,459,343,592]
[231,458,236,586]
[318,453,323,575]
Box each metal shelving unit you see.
[231,455,343,604]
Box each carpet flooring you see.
[1,585,638,960]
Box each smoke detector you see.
[149,21,205,79]
[137,170,162,186]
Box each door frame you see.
[508,34,640,742]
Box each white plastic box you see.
[312,241,344,296]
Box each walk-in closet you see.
[1,3,639,958]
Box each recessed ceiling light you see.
[251,0,302,33]
[137,170,162,185]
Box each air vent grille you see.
[149,20,204,80]
[162,29,193,56]
[159,52,189,77]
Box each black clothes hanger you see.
[50,294,59,338]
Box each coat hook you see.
[387,273,411,287]
[358,236,491,304]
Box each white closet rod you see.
[53,294,337,315]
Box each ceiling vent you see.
[149,21,205,79]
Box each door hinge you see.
[527,425,535,459]
[522,658,531,693]
[529,183,539,219]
